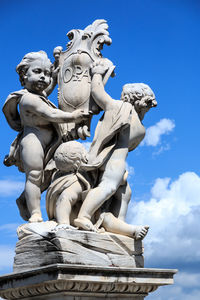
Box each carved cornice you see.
[0,264,177,300]
[0,280,157,299]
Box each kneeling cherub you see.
[47,141,148,240]
[46,141,90,228]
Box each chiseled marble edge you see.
[0,264,177,299]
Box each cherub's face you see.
[24,59,51,93]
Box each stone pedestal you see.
[0,264,177,300]
[13,222,144,272]
[0,223,177,299]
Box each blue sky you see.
[0,1,200,299]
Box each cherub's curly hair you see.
[54,141,88,172]
[121,83,154,104]
[16,51,52,86]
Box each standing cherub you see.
[3,51,88,223]
[75,61,157,232]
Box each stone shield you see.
[57,20,114,140]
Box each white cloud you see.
[126,162,135,178]
[148,282,200,300]
[176,272,200,288]
[0,180,24,197]
[129,171,200,225]
[142,118,175,146]
[0,223,19,234]
[152,143,170,155]
[148,272,200,300]
[127,171,200,299]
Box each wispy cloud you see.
[0,245,15,271]
[126,162,135,178]
[152,143,170,156]
[148,276,200,300]
[0,180,24,197]
[142,118,175,147]
[0,223,19,234]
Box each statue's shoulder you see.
[20,91,53,108]
[2,89,30,131]
[3,89,28,106]
[20,90,39,102]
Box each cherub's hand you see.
[72,109,90,123]
[91,60,109,76]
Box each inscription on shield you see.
[63,65,91,84]
[59,52,93,110]
[57,19,114,139]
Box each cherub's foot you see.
[95,226,106,233]
[29,213,43,223]
[134,225,149,240]
[51,224,77,232]
[74,217,97,232]
[94,213,106,233]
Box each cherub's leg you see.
[25,170,43,222]
[75,152,127,231]
[110,181,132,221]
[21,136,44,222]
[55,183,81,225]
[101,212,149,240]
[16,191,31,221]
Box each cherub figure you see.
[74,61,157,232]
[3,51,88,223]
[46,141,90,228]
[46,141,148,240]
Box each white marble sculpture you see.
[3,51,89,223]
[0,21,178,300]
[3,19,156,241]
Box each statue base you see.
[0,222,177,299]
[13,222,144,272]
[0,264,177,300]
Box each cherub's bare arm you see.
[91,62,117,111]
[45,77,57,96]
[20,95,88,123]
[45,65,60,96]
[45,46,63,96]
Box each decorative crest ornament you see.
[57,19,115,140]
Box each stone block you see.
[14,222,144,272]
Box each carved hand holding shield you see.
[57,19,115,140]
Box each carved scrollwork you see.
[83,19,112,58]
[57,19,114,140]
[0,279,159,299]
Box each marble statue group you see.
[3,20,157,241]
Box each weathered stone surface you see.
[0,264,177,300]
[13,222,144,272]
